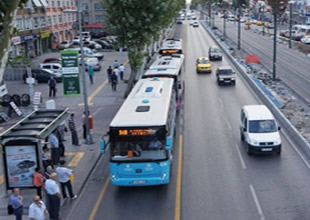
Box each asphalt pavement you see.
[0,50,130,219]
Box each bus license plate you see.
[261,148,272,152]
[133,180,146,185]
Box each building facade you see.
[45,0,78,49]
[80,0,105,25]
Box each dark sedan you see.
[94,40,113,50]
[23,69,62,83]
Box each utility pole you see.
[272,3,278,81]
[223,9,226,40]
[238,0,241,50]
[262,4,265,36]
[289,1,295,48]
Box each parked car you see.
[94,40,113,49]
[58,41,72,50]
[216,66,236,85]
[42,58,61,63]
[256,20,263,26]
[301,35,310,44]
[83,41,102,50]
[81,31,91,41]
[85,58,101,71]
[209,46,223,61]
[65,47,104,60]
[40,63,62,74]
[23,69,62,83]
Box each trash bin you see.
[2,94,11,107]
[12,94,21,106]
[21,94,30,106]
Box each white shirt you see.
[48,133,59,149]
[28,201,46,220]
[56,167,72,183]
[119,66,125,72]
[113,68,119,76]
[45,179,60,195]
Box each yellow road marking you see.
[0,175,3,185]
[78,59,129,106]
[174,134,183,220]
[67,152,84,167]
[89,178,110,220]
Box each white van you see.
[65,47,104,60]
[240,105,282,155]
[81,32,91,41]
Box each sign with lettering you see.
[61,50,80,96]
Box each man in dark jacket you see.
[48,77,57,97]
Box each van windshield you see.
[249,120,277,133]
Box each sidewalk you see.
[0,50,130,219]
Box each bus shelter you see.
[0,108,69,190]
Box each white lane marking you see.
[249,184,265,220]
[218,97,224,109]
[225,118,233,131]
[282,129,310,170]
[235,144,246,169]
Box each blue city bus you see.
[101,78,177,186]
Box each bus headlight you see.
[162,173,167,179]
[111,174,117,181]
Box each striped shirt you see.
[68,117,76,132]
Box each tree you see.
[0,0,27,82]
[104,0,184,97]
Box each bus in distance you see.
[159,38,183,55]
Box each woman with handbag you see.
[33,168,44,198]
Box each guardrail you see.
[200,20,310,157]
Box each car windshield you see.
[219,69,233,75]
[249,120,277,133]
[211,48,221,53]
[111,139,167,161]
[198,59,209,64]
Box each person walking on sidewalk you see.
[119,64,125,80]
[56,127,65,157]
[42,146,50,171]
[111,71,118,91]
[55,160,77,200]
[28,195,49,220]
[33,168,44,199]
[68,113,79,146]
[88,66,94,84]
[107,66,112,83]
[48,76,57,97]
[48,130,60,166]
[10,188,23,220]
[113,60,119,68]
[81,111,87,140]
[45,173,61,220]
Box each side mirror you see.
[278,126,281,131]
[178,82,182,89]
[100,138,106,154]
[243,127,246,132]
[165,137,172,150]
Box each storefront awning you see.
[39,0,48,7]
[82,23,103,29]
[32,0,42,7]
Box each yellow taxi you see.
[196,57,212,73]
[256,20,263,26]
[245,20,251,25]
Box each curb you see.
[201,21,310,157]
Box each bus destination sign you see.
[118,129,155,136]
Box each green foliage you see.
[0,0,28,23]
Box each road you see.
[65,18,310,220]
[213,14,310,104]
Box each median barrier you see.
[201,21,310,157]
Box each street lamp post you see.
[223,9,226,40]
[64,1,93,144]
[237,0,241,50]
[262,4,265,36]
[289,1,295,48]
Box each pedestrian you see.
[48,130,60,166]
[42,146,50,171]
[33,168,44,199]
[48,76,57,97]
[119,64,125,80]
[113,60,119,68]
[56,127,65,157]
[55,160,77,200]
[43,165,54,181]
[9,188,23,220]
[111,71,118,91]
[81,111,86,140]
[107,66,112,83]
[68,113,79,146]
[28,195,49,220]
[59,121,66,141]
[88,65,94,84]
[45,173,61,220]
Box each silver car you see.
[85,58,101,71]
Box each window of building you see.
[48,16,52,26]
[82,3,88,10]
[63,14,67,23]
[66,1,69,6]
[46,0,49,6]
[25,18,32,30]
[84,14,89,23]
[59,15,62,24]
[71,1,73,6]
[40,16,46,27]
[16,19,24,31]
[95,15,104,22]
[53,15,57,25]
[94,3,104,10]
[68,14,71,22]
[51,0,55,7]
[57,0,61,7]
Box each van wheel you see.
[247,145,252,155]
[276,149,281,155]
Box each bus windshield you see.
[111,139,167,162]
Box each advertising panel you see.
[61,50,80,96]
[4,145,38,188]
